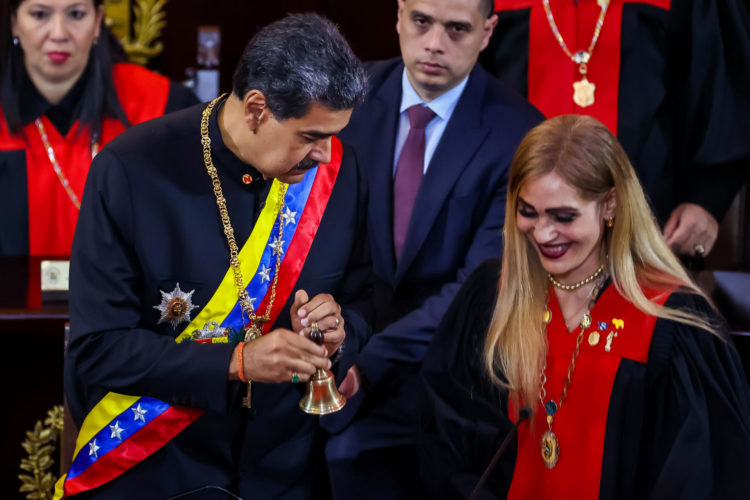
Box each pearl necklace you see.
[548,263,605,291]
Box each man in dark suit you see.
[323,0,543,497]
[63,14,369,499]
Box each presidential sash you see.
[54,137,343,498]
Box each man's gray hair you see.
[232,13,367,120]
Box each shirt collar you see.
[20,62,90,136]
[399,68,469,121]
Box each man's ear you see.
[481,14,499,51]
[243,90,268,133]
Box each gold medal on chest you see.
[573,76,596,107]
[588,330,601,346]
[541,430,560,468]
[154,283,199,328]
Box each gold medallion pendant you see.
[541,430,560,468]
[573,76,596,107]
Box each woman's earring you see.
[13,36,19,46]
[606,217,614,228]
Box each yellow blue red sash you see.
[55,137,343,498]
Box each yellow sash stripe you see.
[176,179,284,342]
[72,394,141,458]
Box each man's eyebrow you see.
[410,9,433,22]
[299,130,335,139]
[445,21,473,31]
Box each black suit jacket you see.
[65,102,370,498]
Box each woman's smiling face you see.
[516,170,614,284]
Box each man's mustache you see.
[293,157,319,171]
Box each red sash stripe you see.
[259,137,343,333]
[63,405,203,496]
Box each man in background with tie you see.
[323,0,542,496]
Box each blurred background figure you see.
[419,114,750,499]
[0,0,197,257]
[481,0,750,260]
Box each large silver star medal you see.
[154,283,198,328]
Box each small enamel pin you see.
[605,331,619,352]
[193,321,228,340]
[588,331,600,346]
[154,283,198,328]
[612,318,624,330]
[598,321,608,331]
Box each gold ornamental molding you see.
[105,0,168,66]
[18,405,64,500]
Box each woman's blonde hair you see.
[484,115,717,411]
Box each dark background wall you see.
[150,0,402,91]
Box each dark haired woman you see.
[418,115,750,499]
[0,0,197,256]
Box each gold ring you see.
[694,243,706,256]
[310,321,319,332]
[291,371,299,383]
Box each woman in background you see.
[0,0,197,256]
[418,115,750,499]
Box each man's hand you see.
[290,290,345,356]
[230,329,329,383]
[663,203,719,257]
[338,365,362,399]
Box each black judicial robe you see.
[481,0,750,223]
[418,259,750,499]
[65,101,371,498]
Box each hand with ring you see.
[230,328,329,384]
[290,289,345,356]
[663,202,718,257]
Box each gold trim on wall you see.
[104,0,168,66]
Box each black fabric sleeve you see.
[165,81,200,113]
[65,147,234,425]
[672,0,750,221]
[636,292,750,498]
[416,258,513,499]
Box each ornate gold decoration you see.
[19,405,64,500]
[105,0,168,66]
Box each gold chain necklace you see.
[201,95,289,408]
[538,276,604,468]
[34,118,98,210]
[548,263,605,291]
[541,0,610,107]
[201,95,287,337]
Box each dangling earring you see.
[606,217,614,228]
[13,36,19,46]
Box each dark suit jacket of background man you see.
[324,58,543,440]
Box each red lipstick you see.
[538,243,571,260]
[48,52,70,64]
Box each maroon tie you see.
[393,105,436,261]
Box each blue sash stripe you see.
[222,167,318,330]
[66,397,171,480]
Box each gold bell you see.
[299,323,346,415]
[299,367,346,415]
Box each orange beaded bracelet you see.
[236,341,248,383]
